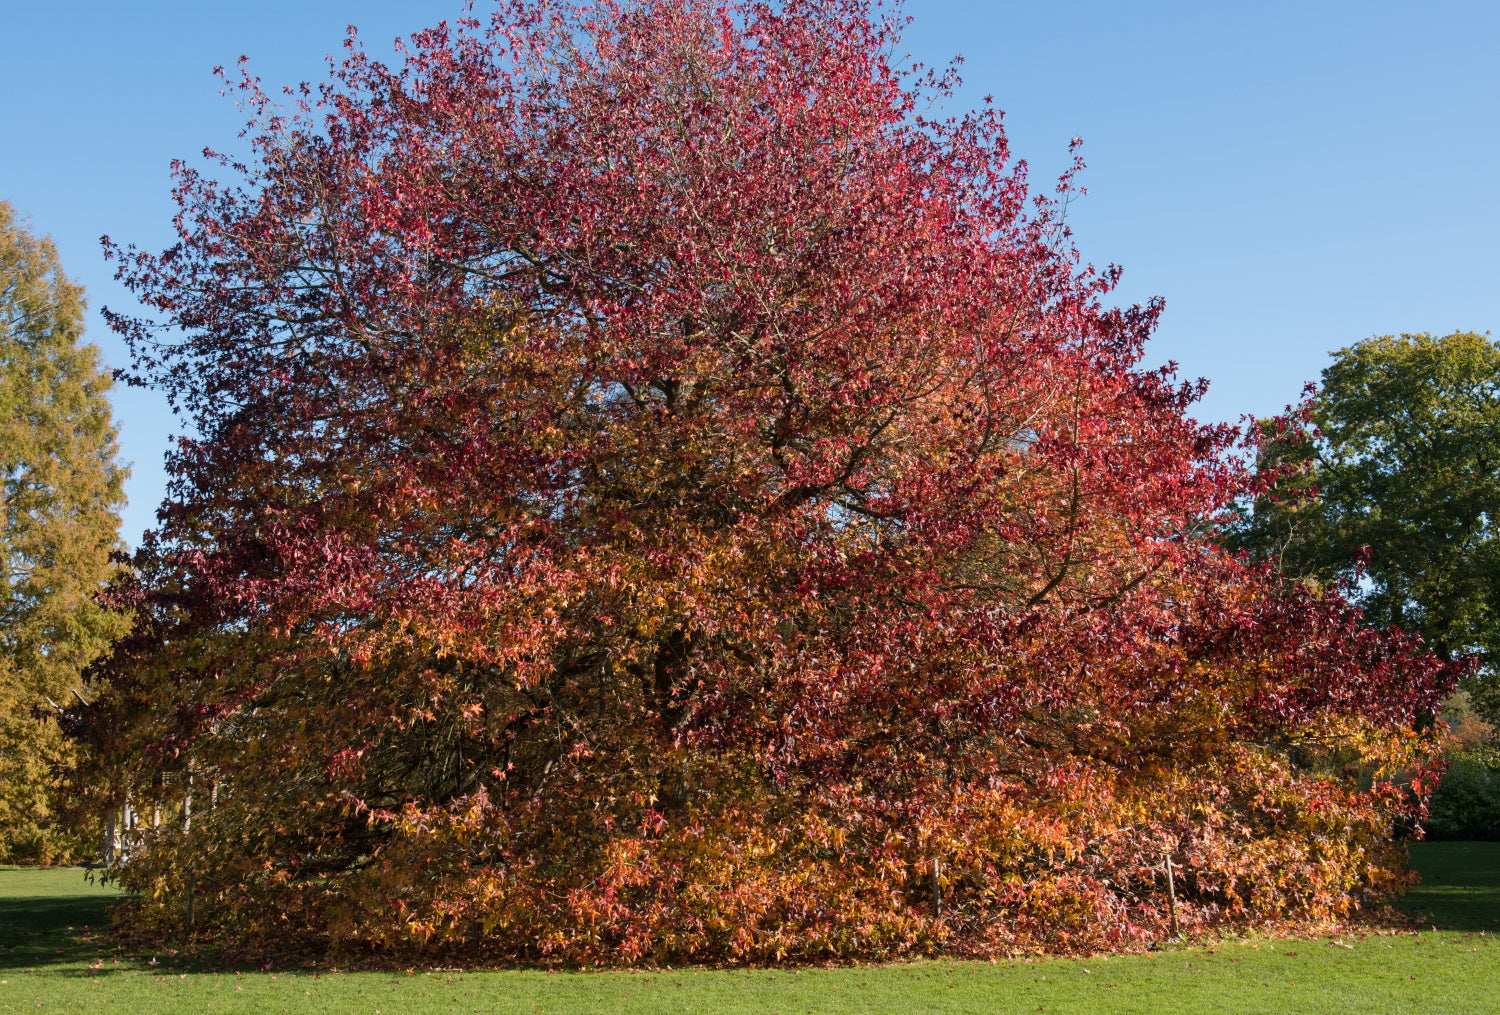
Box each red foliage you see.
[82,0,1454,963]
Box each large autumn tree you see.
[78,0,1453,962]
[0,202,127,863]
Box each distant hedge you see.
[1427,748,1500,841]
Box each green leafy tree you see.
[0,202,127,863]
[1231,331,1500,717]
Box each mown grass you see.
[2,845,1496,1014]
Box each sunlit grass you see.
[3,844,1496,1014]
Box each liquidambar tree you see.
[80,0,1453,962]
[0,202,127,863]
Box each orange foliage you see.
[73,0,1454,963]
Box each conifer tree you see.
[0,202,126,862]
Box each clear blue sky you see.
[3,0,1497,547]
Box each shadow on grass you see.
[1402,841,1500,933]
[0,884,121,972]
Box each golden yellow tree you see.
[0,202,127,863]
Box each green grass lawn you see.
[2,846,1497,1014]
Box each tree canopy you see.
[76,0,1454,962]
[0,201,127,863]
[1230,331,1500,717]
